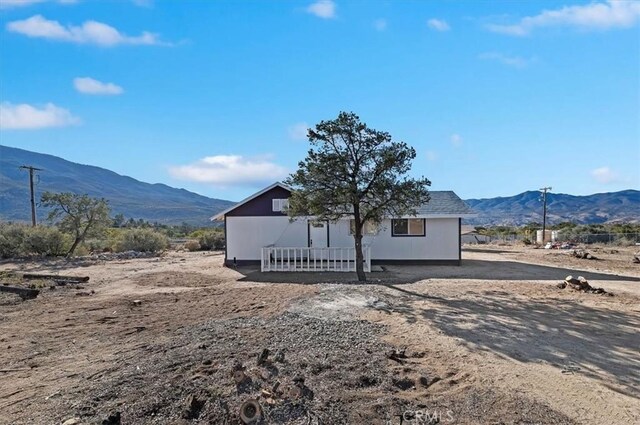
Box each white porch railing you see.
[261,246,371,272]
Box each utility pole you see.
[539,187,552,244]
[19,165,42,226]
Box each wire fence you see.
[554,232,640,245]
[464,233,640,245]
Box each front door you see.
[309,221,328,248]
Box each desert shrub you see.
[612,237,637,247]
[0,223,27,258]
[183,240,201,251]
[188,229,207,239]
[84,238,112,253]
[198,230,225,250]
[22,226,71,256]
[116,228,169,252]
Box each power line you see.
[539,186,552,244]
[19,165,43,226]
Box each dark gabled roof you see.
[211,182,291,220]
[415,191,476,216]
[213,184,475,220]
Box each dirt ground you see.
[1,245,639,424]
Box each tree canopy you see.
[41,192,111,257]
[286,111,430,281]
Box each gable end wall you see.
[226,186,291,217]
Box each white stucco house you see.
[212,182,476,272]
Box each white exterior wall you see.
[227,216,460,261]
[226,216,308,261]
[328,217,460,260]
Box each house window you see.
[392,218,425,236]
[350,219,378,235]
[272,198,289,212]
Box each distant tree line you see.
[0,192,225,259]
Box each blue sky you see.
[1,0,638,202]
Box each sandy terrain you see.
[1,245,639,424]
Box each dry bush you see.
[183,240,201,252]
[198,230,225,250]
[116,228,169,252]
[0,223,26,258]
[0,223,70,258]
[22,226,71,256]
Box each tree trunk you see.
[354,233,366,282]
[67,237,81,257]
[352,203,366,282]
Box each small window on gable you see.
[391,218,425,236]
[272,199,289,212]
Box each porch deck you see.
[261,246,371,272]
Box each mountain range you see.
[465,190,639,225]
[1,145,638,226]
[0,145,233,225]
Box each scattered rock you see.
[101,411,121,425]
[571,249,597,260]
[257,348,270,366]
[357,374,379,387]
[561,276,610,295]
[386,348,407,363]
[62,419,81,425]
[392,377,415,390]
[182,394,204,419]
[132,300,142,307]
[273,349,285,363]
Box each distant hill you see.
[0,145,234,225]
[465,190,640,225]
[2,146,637,227]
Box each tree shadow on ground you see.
[236,260,640,284]
[379,283,640,399]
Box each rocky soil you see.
[1,247,639,424]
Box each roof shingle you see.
[415,191,476,216]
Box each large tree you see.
[41,192,111,257]
[285,112,431,281]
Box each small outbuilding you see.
[212,182,476,271]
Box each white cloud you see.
[169,155,289,187]
[6,15,165,46]
[425,151,438,161]
[0,0,76,8]
[450,133,462,147]
[0,102,80,129]
[73,77,124,95]
[478,52,535,69]
[487,0,640,36]
[306,0,336,19]
[591,166,618,184]
[427,18,450,31]
[373,18,387,31]
[288,122,309,141]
